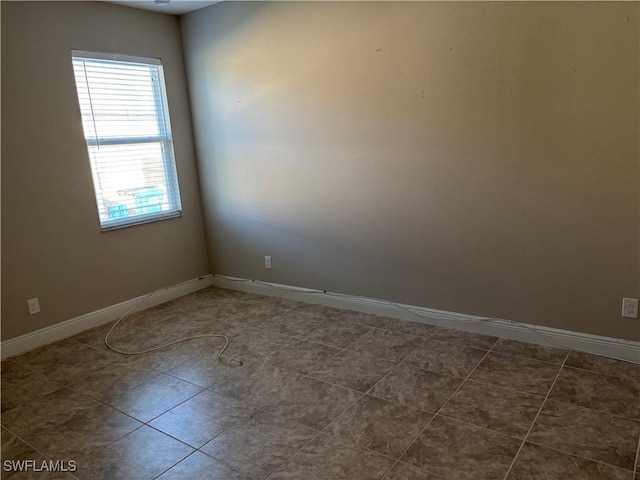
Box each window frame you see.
[71,50,183,231]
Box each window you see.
[71,50,182,230]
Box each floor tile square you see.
[262,376,360,429]
[431,328,498,350]
[506,442,633,480]
[269,432,394,480]
[404,339,487,378]
[469,352,561,395]
[157,451,252,479]
[549,366,640,419]
[75,426,193,480]
[1,387,99,438]
[290,303,344,317]
[564,352,640,382]
[70,321,123,350]
[29,404,141,459]
[220,328,288,359]
[327,395,432,458]
[203,286,255,301]
[258,311,327,337]
[144,297,188,313]
[402,415,520,480]
[201,411,316,479]
[103,373,202,422]
[225,303,291,327]
[308,350,396,392]
[263,337,341,374]
[382,461,445,479]
[121,335,226,372]
[375,317,438,338]
[102,323,178,352]
[370,364,461,412]
[13,339,123,385]
[209,361,303,407]
[492,339,568,364]
[171,295,245,318]
[121,305,177,329]
[1,361,62,414]
[150,390,254,448]
[330,310,384,327]
[164,353,244,388]
[248,294,304,310]
[528,399,640,470]
[346,328,422,362]
[439,380,543,437]
[69,363,160,404]
[153,311,247,339]
[303,318,372,348]
[1,427,41,462]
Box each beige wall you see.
[1,1,209,340]
[182,1,640,340]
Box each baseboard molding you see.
[213,275,640,364]
[3,273,638,364]
[1,275,213,360]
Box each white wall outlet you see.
[621,298,638,319]
[27,297,40,315]
[264,256,272,269]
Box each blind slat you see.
[72,52,182,230]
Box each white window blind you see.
[71,50,182,230]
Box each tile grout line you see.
[244,313,437,475]
[244,336,424,472]
[70,371,207,426]
[252,327,388,480]
[235,310,446,360]
[151,451,200,480]
[376,338,501,480]
[560,363,640,383]
[255,392,414,480]
[262,390,368,480]
[149,419,261,480]
[0,424,81,480]
[523,438,638,474]
[354,331,439,399]
[500,351,571,480]
[217,344,640,426]
[336,328,436,367]
[2,378,155,460]
[199,332,377,479]
[634,434,640,478]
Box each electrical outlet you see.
[621,298,638,319]
[27,297,40,315]
[264,256,272,269]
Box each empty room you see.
[1,1,639,479]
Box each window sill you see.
[100,210,183,232]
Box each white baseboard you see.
[3,273,638,364]
[213,275,640,364]
[1,275,213,360]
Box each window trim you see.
[71,50,183,231]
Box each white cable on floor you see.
[103,288,242,365]
[215,275,640,366]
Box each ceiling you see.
[106,0,221,16]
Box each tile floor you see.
[1,286,639,479]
